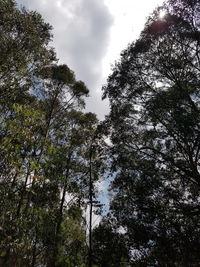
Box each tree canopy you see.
[103,0,200,265]
[0,1,106,266]
[1,0,200,266]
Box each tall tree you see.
[0,0,55,114]
[0,1,106,266]
[103,0,200,265]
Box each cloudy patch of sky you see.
[15,0,165,219]
[16,0,164,119]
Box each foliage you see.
[2,0,200,265]
[103,0,200,265]
[0,1,106,266]
[92,220,130,267]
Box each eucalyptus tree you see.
[0,0,55,114]
[0,1,55,264]
[0,1,107,266]
[103,0,200,265]
[0,0,56,231]
[0,61,96,266]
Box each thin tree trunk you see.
[31,228,38,267]
[89,149,93,267]
[16,170,30,216]
[48,153,72,267]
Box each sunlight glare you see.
[159,9,166,19]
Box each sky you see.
[15,0,165,223]
[16,0,164,120]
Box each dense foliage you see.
[103,0,200,266]
[0,1,106,266]
[1,0,200,266]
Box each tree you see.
[0,1,107,266]
[92,219,131,267]
[0,0,55,114]
[103,0,200,265]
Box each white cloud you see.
[103,0,164,77]
[16,0,164,119]
[16,0,113,119]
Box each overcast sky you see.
[16,0,164,119]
